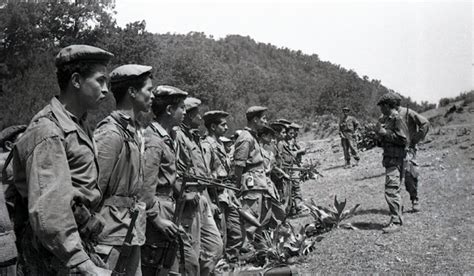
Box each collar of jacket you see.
[244,126,258,138]
[111,110,138,136]
[50,96,87,134]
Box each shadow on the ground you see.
[354,208,390,216]
[355,172,385,181]
[351,221,385,230]
[323,164,345,171]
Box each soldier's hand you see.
[77,259,112,276]
[153,217,178,240]
[184,192,199,208]
[282,172,291,180]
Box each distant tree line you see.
[1,1,429,131]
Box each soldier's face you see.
[261,133,272,144]
[379,103,391,116]
[279,128,286,140]
[255,114,267,130]
[170,100,186,126]
[77,64,109,110]
[214,118,228,137]
[188,108,202,128]
[287,128,295,140]
[132,77,154,113]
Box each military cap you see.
[377,92,402,106]
[219,136,232,143]
[246,106,267,120]
[184,97,202,111]
[342,107,350,111]
[55,44,113,67]
[0,125,27,147]
[110,64,152,83]
[289,122,303,129]
[258,125,277,136]
[270,121,288,130]
[153,85,188,98]
[203,110,229,124]
[276,118,292,126]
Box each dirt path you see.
[291,123,474,274]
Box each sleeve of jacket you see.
[233,135,251,167]
[174,131,190,175]
[142,144,163,211]
[26,136,89,268]
[382,117,408,146]
[94,128,122,196]
[410,110,430,145]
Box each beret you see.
[110,64,152,83]
[184,97,202,111]
[342,106,350,111]
[270,122,288,129]
[219,136,232,143]
[246,106,267,119]
[0,125,27,146]
[258,125,277,136]
[377,93,402,106]
[289,122,302,129]
[153,85,188,97]
[203,110,229,123]
[276,118,292,126]
[55,44,113,67]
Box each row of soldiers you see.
[0,44,310,276]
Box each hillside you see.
[0,2,424,130]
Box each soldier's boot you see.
[382,222,402,234]
[412,199,420,212]
[344,161,351,169]
[353,157,360,167]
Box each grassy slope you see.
[290,106,474,274]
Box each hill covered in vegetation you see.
[0,2,427,130]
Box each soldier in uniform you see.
[276,119,306,216]
[395,95,430,212]
[175,98,223,276]
[339,107,360,168]
[201,110,243,261]
[140,85,199,275]
[93,64,154,275]
[233,106,271,248]
[376,94,409,234]
[9,45,113,275]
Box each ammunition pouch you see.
[142,240,178,270]
[73,203,105,242]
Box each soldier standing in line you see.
[10,45,113,275]
[175,97,223,276]
[339,107,360,168]
[233,106,271,248]
[93,65,154,275]
[276,119,306,216]
[201,110,243,262]
[288,122,306,164]
[395,95,430,212]
[140,86,199,275]
[376,94,409,234]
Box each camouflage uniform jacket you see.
[398,107,430,148]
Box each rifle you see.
[156,174,188,276]
[184,174,261,228]
[112,208,139,276]
[282,165,324,178]
[183,174,240,192]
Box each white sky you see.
[115,0,473,104]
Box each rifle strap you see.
[178,235,185,275]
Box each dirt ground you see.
[290,115,474,274]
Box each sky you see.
[114,0,473,104]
